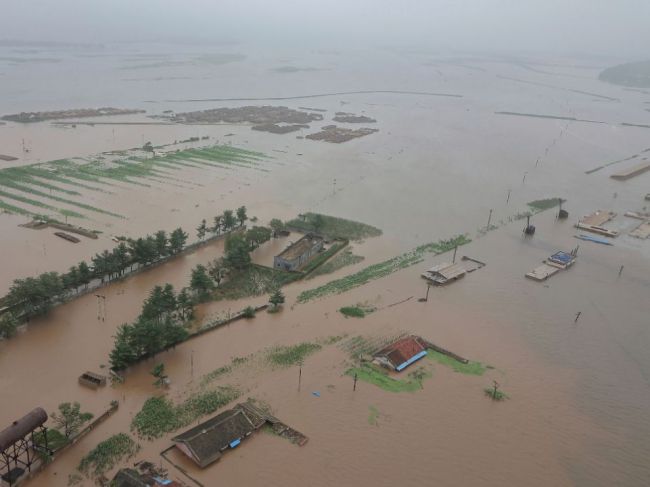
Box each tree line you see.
[0,207,252,339]
[109,283,191,370]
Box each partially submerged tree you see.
[236,206,248,227]
[151,363,168,388]
[224,234,251,270]
[269,289,286,309]
[207,257,227,286]
[269,218,284,237]
[51,402,93,438]
[190,264,215,299]
[222,210,236,232]
[196,219,208,241]
[169,227,188,254]
[0,313,18,339]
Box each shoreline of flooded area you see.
[1,47,650,486]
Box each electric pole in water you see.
[353,373,358,391]
[298,362,302,391]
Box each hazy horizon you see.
[1,0,649,60]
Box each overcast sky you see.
[2,0,649,59]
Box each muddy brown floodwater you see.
[1,46,650,486]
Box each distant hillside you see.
[599,60,650,88]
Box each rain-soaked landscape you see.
[1,5,650,486]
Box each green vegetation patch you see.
[33,428,69,458]
[212,264,301,301]
[0,144,266,219]
[339,304,376,318]
[78,433,140,478]
[131,386,240,440]
[346,364,429,393]
[286,213,382,241]
[426,349,486,375]
[484,387,508,401]
[298,235,470,303]
[301,241,347,274]
[267,342,322,367]
[307,248,364,279]
[368,406,380,426]
[527,198,564,211]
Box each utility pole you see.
[452,245,458,263]
[353,372,358,391]
[486,209,493,229]
[95,294,106,321]
[298,362,302,391]
[191,350,194,379]
[506,189,511,204]
[574,311,582,323]
[618,265,624,277]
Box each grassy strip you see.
[0,198,32,216]
[298,235,470,303]
[0,180,123,218]
[527,198,564,211]
[286,213,382,240]
[0,145,267,216]
[0,188,85,218]
[78,433,140,478]
[307,248,364,279]
[339,304,376,318]
[346,364,429,393]
[426,349,486,375]
[131,386,240,440]
[267,342,322,367]
[301,241,347,275]
[368,406,380,426]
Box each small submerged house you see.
[421,257,485,286]
[172,404,266,468]
[373,336,428,372]
[171,401,308,469]
[273,233,324,271]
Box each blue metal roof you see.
[396,350,428,371]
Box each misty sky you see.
[2,0,649,59]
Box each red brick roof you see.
[376,336,425,368]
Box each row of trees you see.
[1,227,190,335]
[109,283,192,370]
[108,221,283,369]
[196,206,248,241]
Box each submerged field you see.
[0,144,266,221]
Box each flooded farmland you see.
[1,36,650,487]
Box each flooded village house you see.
[273,234,323,271]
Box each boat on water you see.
[574,234,614,246]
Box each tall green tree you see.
[222,210,236,232]
[236,206,248,227]
[197,219,207,241]
[77,261,92,289]
[51,402,93,438]
[176,288,194,321]
[190,264,215,298]
[224,234,251,270]
[269,218,284,237]
[154,230,168,260]
[212,215,223,235]
[207,258,227,286]
[169,228,188,254]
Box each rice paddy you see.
[0,144,267,220]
